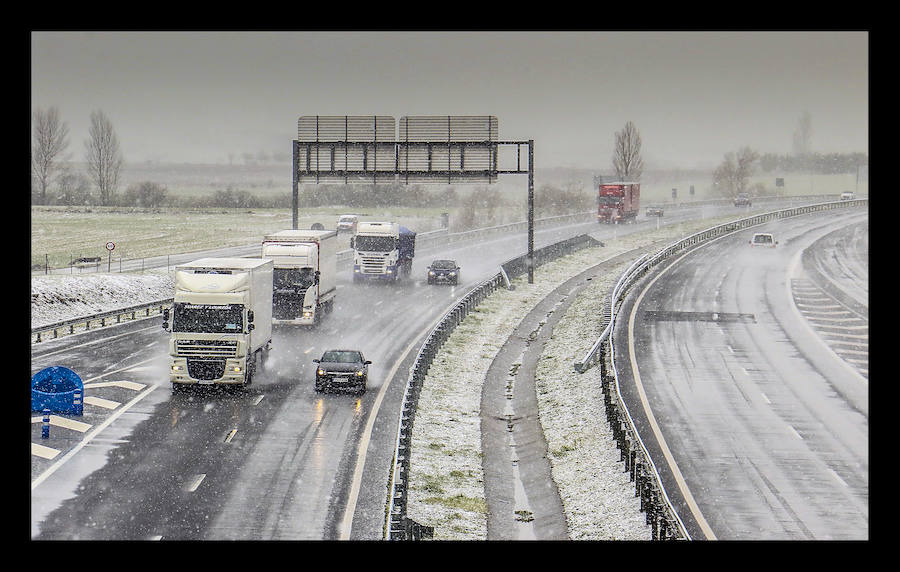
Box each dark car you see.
[645,206,664,217]
[734,193,752,207]
[427,259,460,285]
[313,349,371,393]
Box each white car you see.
[750,232,778,248]
[840,191,855,201]
[337,214,359,233]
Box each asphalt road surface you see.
[615,208,868,540]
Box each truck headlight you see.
[232,366,242,373]
[172,364,183,372]
[428,271,435,276]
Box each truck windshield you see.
[598,196,622,206]
[173,303,244,333]
[355,235,395,252]
[274,267,315,289]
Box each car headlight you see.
[356,370,365,377]
[429,271,435,275]
[449,271,456,276]
[317,368,325,376]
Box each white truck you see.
[261,229,337,326]
[262,229,338,326]
[351,222,416,283]
[163,257,273,389]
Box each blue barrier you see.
[31,366,84,415]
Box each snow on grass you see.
[30,270,173,329]
[407,216,746,540]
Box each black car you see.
[645,206,664,217]
[313,349,371,393]
[427,259,460,285]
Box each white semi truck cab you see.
[261,229,337,326]
[163,257,273,388]
[351,222,416,282]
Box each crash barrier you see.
[573,198,868,541]
[385,233,602,540]
[31,366,84,417]
[32,300,170,343]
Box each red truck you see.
[597,181,640,223]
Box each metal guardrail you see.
[572,198,868,540]
[385,233,602,540]
[32,299,172,343]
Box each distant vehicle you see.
[337,214,359,233]
[750,233,777,248]
[734,193,752,207]
[597,181,640,223]
[840,191,856,201]
[427,259,461,285]
[351,222,416,283]
[313,349,371,393]
[645,206,664,217]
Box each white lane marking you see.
[788,425,803,440]
[829,468,849,488]
[83,381,146,391]
[32,443,60,460]
[83,396,121,409]
[760,392,771,404]
[224,429,238,443]
[253,395,265,406]
[186,474,206,492]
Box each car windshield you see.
[431,260,456,269]
[321,351,363,363]
[753,234,773,244]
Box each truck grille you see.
[187,359,226,380]
[360,256,387,274]
[175,340,239,357]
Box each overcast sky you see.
[30,31,868,170]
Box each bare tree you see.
[31,106,70,204]
[792,110,813,157]
[612,121,644,181]
[712,147,760,197]
[85,110,124,206]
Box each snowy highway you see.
[615,208,868,539]
[30,200,866,540]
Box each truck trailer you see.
[351,222,416,282]
[597,182,640,223]
[261,229,337,326]
[163,257,273,389]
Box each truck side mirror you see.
[315,270,320,285]
[162,308,170,331]
[350,237,354,248]
[247,310,254,323]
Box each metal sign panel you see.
[296,116,397,183]
[397,116,498,183]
